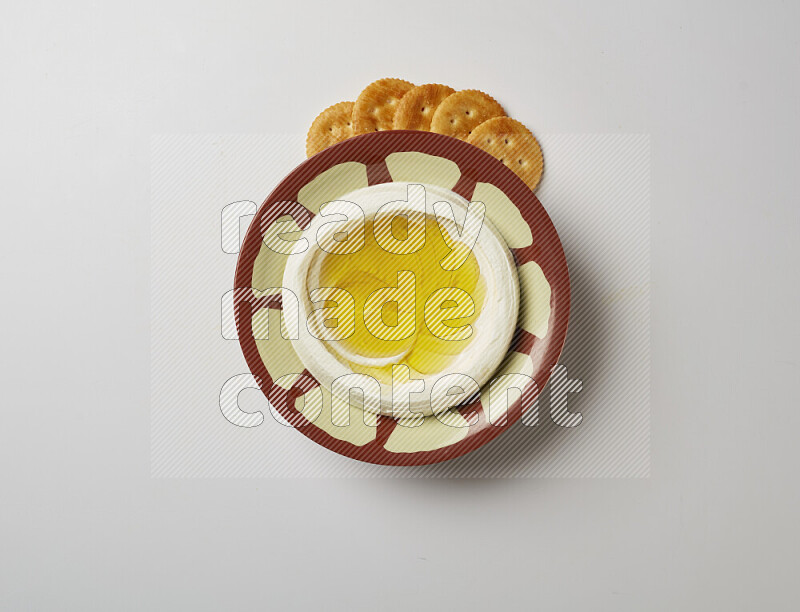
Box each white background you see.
[2,1,799,610]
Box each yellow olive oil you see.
[313,215,486,383]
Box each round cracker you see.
[352,78,415,134]
[393,83,456,131]
[306,101,355,157]
[430,90,506,140]
[467,117,544,191]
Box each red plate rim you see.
[234,130,570,466]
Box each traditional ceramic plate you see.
[234,130,570,466]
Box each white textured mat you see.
[150,133,650,477]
